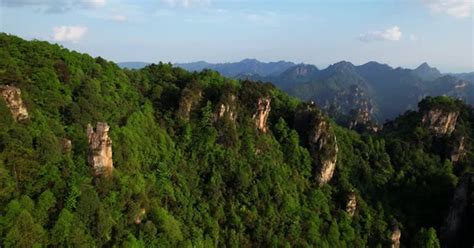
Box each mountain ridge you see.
[122,59,473,125]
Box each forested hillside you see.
[0,33,473,247]
[176,59,474,129]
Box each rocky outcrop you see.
[346,192,357,217]
[322,85,378,132]
[441,173,474,247]
[178,84,202,121]
[252,97,271,133]
[422,109,459,136]
[390,225,401,248]
[310,121,338,186]
[214,94,237,122]
[0,85,29,121]
[346,86,375,128]
[87,122,113,177]
[134,208,146,225]
[60,138,72,154]
[450,136,466,164]
[295,104,339,186]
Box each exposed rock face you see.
[60,138,72,154]
[346,86,374,127]
[214,94,237,122]
[450,136,466,163]
[422,109,459,136]
[442,173,474,247]
[252,97,271,133]
[134,208,146,225]
[295,104,339,186]
[346,192,357,217]
[322,85,378,132]
[0,85,29,121]
[87,122,113,177]
[178,84,202,121]
[310,120,338,186]
[390,225,401,248]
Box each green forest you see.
[0,33,473,247]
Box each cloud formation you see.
[161,0,210,8]
[423,0,472,18]
[359,26,402,42]
[53,26,88,43]
[1,0,106,13]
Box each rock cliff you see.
[295,104,339,186]
[346,192,357,217]
[0,85,29,121]
[60,138,72,154]
[214,94,237,122]
[450,136,466,164]
[422,109,459,136]
[178,84,202,121]
[252,97,271,133]
[441,173,474,247]
[134,208,146,225]
[87,122,113,177]
[390,225,401,248]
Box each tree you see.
[4,210,46,247]
[412,227,440,248]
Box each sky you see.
[0,0,473,72]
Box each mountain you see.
[2,33,474,247]
[118,61,151,69]
[452,72,474,83]
[175,58,296,77]
[259,64,320,89]
[176,60,472,126]
[265,61,472,126]
[412,62,443,81]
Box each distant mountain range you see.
[118,61,151,69]
[119,59,474,126]
[119,59,296,77]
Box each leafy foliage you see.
[0,33,472,247]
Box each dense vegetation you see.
[0,33,473,247]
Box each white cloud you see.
[161,0,210,8]
[359,26,403,42]
[423,0,472,18]
[53,26,88,43]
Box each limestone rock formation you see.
[214,94,237,122]
[310,122,338,186]
[60,138,72,154]
[390,225,401,248]
[178,84,202,121]
[442,173,474,247]
[345,86,374,128]
[0,85,29,121]
[295,104,339,186]
[346,192,357,217]
[134,208,146,225]
[450,136,466,163]
[87,122,113,177]
[422,109,459,136]
[252,97,271,133]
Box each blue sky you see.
[1,0,473,72]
